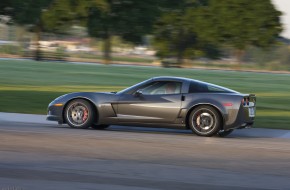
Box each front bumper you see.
[47,114,62,122]
[47,103,64,124]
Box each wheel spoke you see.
[67,103,89,127]
[192,109,216,134]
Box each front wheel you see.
[64,99,95,129]
[188,105,222,137]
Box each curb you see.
[0,112,55,125]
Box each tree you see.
[89,0,164,64]
[41,0,91,33]
[193,0,283,63]
[0,0,53,60]
[153,0,220,65]
[154,11,199,65]
[0,0,12,15]
[43,0,163,64]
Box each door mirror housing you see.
[134,89,143,97]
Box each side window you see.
[142,82,163,95]
[189,81,231,93]
[207,85,229,92]
[189,82,207,93]
[137,81,181,95]
[164,82,181,94]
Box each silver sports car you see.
[47,76,256,137]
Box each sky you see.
[272,0,290,39]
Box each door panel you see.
[117,94,182,123]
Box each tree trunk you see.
[34,24,42,61]
[177,50,184,65]
[103,35,111,65]
[176,29,186,67]
[235,49,245,69]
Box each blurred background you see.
[0,0,289,129]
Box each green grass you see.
[0,59,290,129]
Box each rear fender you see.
[184,100,227,129]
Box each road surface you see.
[0,113,290,190]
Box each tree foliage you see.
[193,0,282,61]
[0,0,283,65]
[41,0,95,33]
[153,0,220,64]
[0,0,54,60]
[0,0,12,16]
[43,0,163,63]
[88,0,163,63]
[1,0,52,26]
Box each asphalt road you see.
[1,117,290,190]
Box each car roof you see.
[151,76,238,93]
[151,76,200,83]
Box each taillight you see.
[242,97,250,106]
[223,102,233,107]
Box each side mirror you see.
[134,89,143,97]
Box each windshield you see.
[116,78,152,95]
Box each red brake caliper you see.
[83,108,88,122]
[196,113,201,128]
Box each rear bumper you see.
[224,105,255,131]
[224,122,254,131]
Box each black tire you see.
[188,105,222,137]
[91,124,110,130]
[218,129,233,137]
[64,99,95,129]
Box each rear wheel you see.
[91,124,110,130]
[188,105,222,137]
[64,99,95,129]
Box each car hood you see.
[50,91,118,106]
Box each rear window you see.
[189,81,233,93]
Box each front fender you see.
[47,92,118,124]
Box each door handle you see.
[181,95,185,101]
